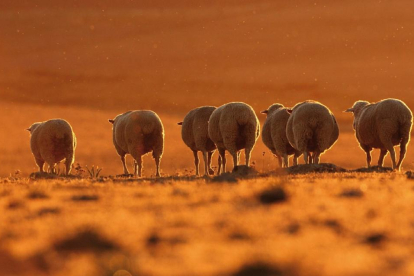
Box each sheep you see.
[208,102,260,174]
[178,106,217,176]
[109,110,164,177]
[286,101,339,164]
[26,119,76,175]
[261,103,301,168]
[345,98,413,171]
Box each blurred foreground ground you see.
[1,173,414,276]
[1,0,414,176]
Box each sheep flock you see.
[27,98,412,177]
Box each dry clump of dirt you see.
[27,190,49,200]
[54,229,119,253]
[232,261,297,276]
[339,188,364,198]
[405,171,414,179]
[258,187,288,205]
[211,165,259,183]
[286,163,346,174]
[71,194,99,201]
[351,166,393,173]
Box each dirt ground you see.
[1,172,414,276]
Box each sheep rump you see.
[110,110,164,177]
[286,101,339,164]
[27,119,76,175]
[208,102,260,174]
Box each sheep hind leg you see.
[193,150,200,176]
[308,153,313,164]
[231,152,238,170]
[120,155,129,175]
[378,149,388,167]
[381,141,397,170]
[313,151,321,165]
[283,154,289,168]
[292,152,300,166]
[396,139,408,171]
[201,151,209,176]
[277,156,283,168]
[154,155,161,178]
[65,154,74,175]
[207,151,215,175]
[217,154,222,175]
[134,160,138,176]
[218,148,226,175]
[35,158,45,173]
[245,148,252,167]
[303,152,308,164]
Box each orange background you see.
[1,0,413,176]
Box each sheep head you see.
[344,100,370,129]
[261,103,285,116]
[26,122,42,134]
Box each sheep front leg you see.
[378,149,387,167]
[120,155,129,175]
[193,150,200,176]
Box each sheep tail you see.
[294,124,312,152]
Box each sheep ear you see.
[286,109,293,114]
[26,128,31,131]
[344,108,354,113]
[260,110,268,114]
[177,122,183,126]
[108,119,115,124]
